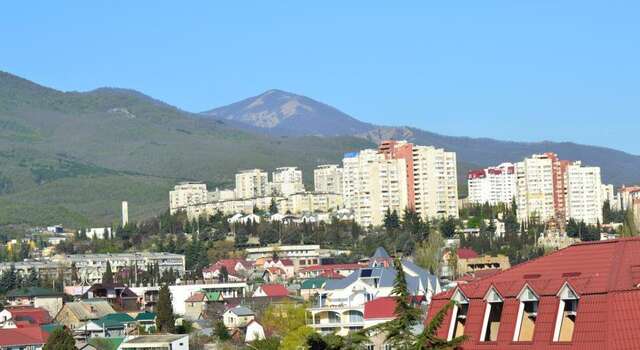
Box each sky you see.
[2,1,639,154]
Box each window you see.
[447,289,469,340]
[513,285,539,342]
[553,283,579,342]
[480,287,503,342]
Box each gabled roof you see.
[427,237,640,349]
[256,284,288,297]
[93,313,135,329]
[299,263,364,273]
[372,247,390,259]
[0,327,49,346]
[301,277,326,289]
[6,287,62,298]
[226,306,254,317]
[61,301,116,321]
[319,271,344,279]
[134,311,156,321]
[364,297,397,320]
[185,292,206,302]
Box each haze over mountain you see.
[0,71,638,227]
[202,89,640,186]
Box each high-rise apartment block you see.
[565,161,603,225]
[169,182,208,214]
[342,149,408,227]
[314,164,343,194]
[412,145,459,220]
[271,167,305,196]
[235,169,269,199]
[467,163,516,205]
[516,154,556,223]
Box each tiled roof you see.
[319,271,344,279]
[185,292,206,302]
[427,237,640,349]
[203,258,251,274]
[62,300,115,321]
[0,327,49,346]
[364,297,397,320]
[5,306,52,325]
[299,263,364,272]
[257,284,288,297]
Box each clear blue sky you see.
[2,1,639,154]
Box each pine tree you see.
[156,284,175,333]
[26,268,39,287]
[43,327,75,350]
[270,198,279,214]
[102,261,114,284]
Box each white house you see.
[244,320,266,342]
[120,335,188,350]
[223,306,255,329]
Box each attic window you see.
[513,285,539,342]
[553,283,579,342]
[480,287,503,342]
[447,289,469,341]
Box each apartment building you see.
[279,192,343,214]
[342,149,408,227]
[565,161,603,225]
[601,184,615,205]
[515,154,555,223]
[314,164,343,194]
[169,182,208,214]
[412,145,459,220]
[53,252,186,284]
[271,167,305,196]
[618,185,640,211]
[467,163,517,206]
[235,169,269,199]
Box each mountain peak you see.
[201,89,374,136]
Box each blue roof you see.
[372,247,390,259]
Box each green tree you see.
[281,326,314,350]
[43,327,75,350]
[102,261,114,284]
[414,231,444,274]
[213,320,231,340]
[156,284,175,333]
[415,301,467,349]
[270,198,279,214]
[26,267,39,287]
[251,336,281,350]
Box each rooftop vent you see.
[562,272,582,278]
[523,273,542,279]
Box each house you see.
[244,320,265,342]
[262,267,288,283]
[261,259,295,278]
[184,292,208,321]
[252,284,289,298]
[426,237,640,349]
[441,248,510,279]
[134,312,156,332]
[5,287,64,318]
[79,313,135,339]
[300,277,326,300]
[202,258,252,282]
[0,306,52,329]
[308,250,440,336]
[82,283,139,311]
[0,327,49,350]
[228,213,261,225]
[119,334,188,350]
[54,300,116,330]
[222,306,255,329]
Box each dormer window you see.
[553,282,579,342]
[447,289,469,341]
[513,285,539,342]
[480,286,503,342]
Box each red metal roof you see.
[467,169,486,179]
[457,247,479,259]
[185,292,206,303]
[5,306,52,325]
[0,327,49,346]
[203,258,251,275]
[258,284,288,297]
[364,297,397,320]
[319,271,345,279]
[426,237,640,349]
[300,263,364,273]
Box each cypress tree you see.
[156,284,175,333]
[102,261,114,284]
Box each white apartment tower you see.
[565,162,603,225]
[271,167,305,196]
[342,150,408,227]
[467,163,517,206]
[515,155,555,223]
[314,164,343,194]
[412,145,459,220]
[169,182,208,214]
[235,169,269,199]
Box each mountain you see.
[0,72,372,227]
[204,90,640,186]
[202,89,374,136]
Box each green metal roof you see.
[204,291,223,301]
[134,311,156,321]
[301,277,326,289]
[41,323,63,334]
[94,313,135,328]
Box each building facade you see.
[314,164,343,194]
[235,169,269,199]
[169,182,208,214]
[271,167,305,196]
[565,161,603,225]
[467,163,516,206]
[515,154,555,223]
[412,145,459,220]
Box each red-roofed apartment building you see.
[426,237,640,349]
[0,327,49,349]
